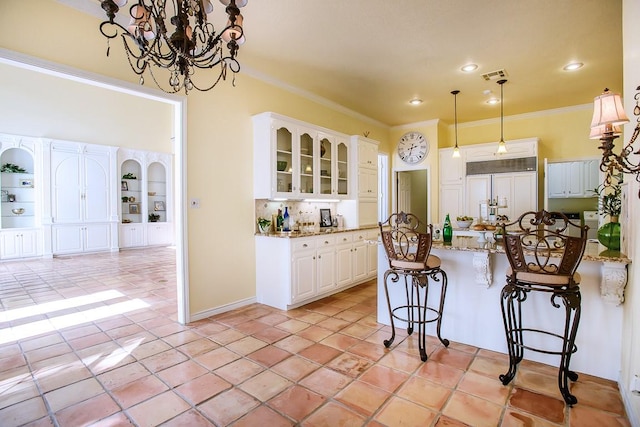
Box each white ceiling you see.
[69,0,623,127]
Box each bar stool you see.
[378,212,449,361]
[498,210,588,405]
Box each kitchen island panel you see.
[377,244,624,381]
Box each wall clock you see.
[397,131,429,164]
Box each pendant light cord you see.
[498,79,507,143]
[451,90,460,149]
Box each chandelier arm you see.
[98,0,245,93]
[190,63,228,92]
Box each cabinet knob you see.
[318,255,321,259]
[303,244,308,248]
[324,241,329,244]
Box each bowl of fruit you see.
[456,216,473,229]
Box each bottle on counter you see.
[443,213,453,244]
[276,209,284,232]
[283,207,290,232]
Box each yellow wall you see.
[0,64,173,151]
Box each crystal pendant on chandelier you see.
[98,0,247,94]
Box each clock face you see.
[397,132,429,164]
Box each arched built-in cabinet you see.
[118,149,173,248]
[0,134,43,259]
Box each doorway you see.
[0,50,188,324]
[395,169,429,224]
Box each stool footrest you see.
[506,328,578,356]
[391,305,442,325]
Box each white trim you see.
[189,297,258,322]
[0,47,191,325]
[391,119,440,131]
[398,103,593,130]
[238,66,388,129]
[620,385,640,427]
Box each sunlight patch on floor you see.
[0,298,150,345]
[0,290,125,322]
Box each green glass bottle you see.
[443,213,453,244]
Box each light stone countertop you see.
[255,225,378,238]
[256,227,630,264]
[431,236,630,264]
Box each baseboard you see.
[620,381,640,427]
[188,296,257,322]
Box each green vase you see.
[597,221,620,251]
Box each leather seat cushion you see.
[391,255,441,271]
[506,266,581,286]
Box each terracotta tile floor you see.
[0,248,632,426]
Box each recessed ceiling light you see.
[486,98,500,105]
[409,98,423,105]
[461,64,478,72]
[563,62,583,71]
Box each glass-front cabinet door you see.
[274,121,294,198]
[319,134,333,196]
[336,139,349,197]
[298,127,315,196]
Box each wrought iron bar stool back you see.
[498,210,588,405]
[378,212,449,361]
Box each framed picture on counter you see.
[320,208,332,227]
[154,201,165,211]
[129,203,140,214]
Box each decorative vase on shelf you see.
[597,215,620,251]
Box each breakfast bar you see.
[376,235,630,381]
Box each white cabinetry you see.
[466,172,537,221]
[465,138,537,161]
[547,160,598,198]
[118,149,173,248]
[439,148,465,221]
[335,232,368,287]
[318,133,350,198]
[439,148,464,184]
[291,236,336,304]
[493,172,538,221]
[0,229,39,259]
[256,230,375,310]
[119,224,145,248]
[350,136,379,227]
[52,224,111,254]
[50,141,117,255]
[583,159,600,195]
[365,229,379,278]
[0,135,43,259]
[253,112,350,200]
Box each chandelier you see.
[98,0,247,94]
[589,86,640,195]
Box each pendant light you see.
[497,79,508,154]
[451,90,461,158]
